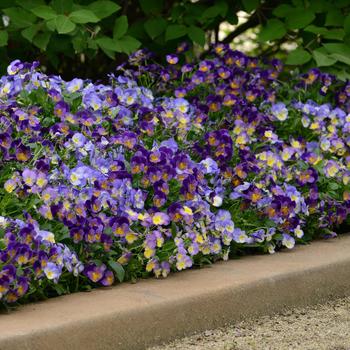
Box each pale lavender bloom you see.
[36,230,55,243]
[282,234,295,249]
[160,261,170,277]
[44,262,62,281]
[22,168,37,187]
[66,78,84,93]
[232,228,248,243]
[122,88,138,105]
[271,102,288,121]
[69,166,93,186]
[83,92,102,110]
[251,229,265,243]
[173,98,189,113]
[200,157,219,174]
[7,59,23,75]
[160,138,178,152]
[72,133,86,147]
[152,212,170,226]
[324,160,340,177]
[166,54,179,64]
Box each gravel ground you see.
[150,296,350,350]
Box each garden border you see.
[1,234,350,350]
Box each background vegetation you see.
[0,0,349,79]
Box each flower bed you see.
[1,45,350,306]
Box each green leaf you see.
[335,0,350,7]
[215,1,228,16]
[201,4,224,20]
[16,0,45,10]
[3,7,36,28]
[188,25,205,46]
[87,37,98,50]
[96,36,118,51]
[108,260,125,282]
[171,221,177,237]
[242,0,260,12]
[52,283,66,295]
[69,9,99,24]
[113,15,128,39]
[171,5,182,21]
[336,69,350,81]
[72,34,86,53]
[325,9,344,26]
[286,48,312,65]
[323,29,345,40]
[33,31,51,50]
[88,1,121,19]
[128,20,149,40]
[286,9,315,29]
[323,43,350,57]
[0,1,16,9]
[328,182,340,191]
[97,35,141,55]
[330,53,350,65]
[54,15,76,34]
[304,25,328,35]
[273,4,293,17]
[100,46,115,59]
[45,18,56,31]
[305,26,345,40]
[226,11,238,25]
[115,35,141,54]
[31,5,57,19]
[51,0,72,14]
[0,30,8,47]
[21,24,39,42]
[308,0,332,13]
[312,49,337,66]
[138,0,164,15]
[258,19,286,42]
[165,24,187,41]
[144,17,167,39]
[344,14,350,35]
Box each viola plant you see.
[1,45,350,307]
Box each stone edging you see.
[1,235,350,350]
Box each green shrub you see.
[0,0,349,79]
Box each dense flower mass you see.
[1,45,350,305]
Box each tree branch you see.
[220,0,282,44]
[221,13,260,44]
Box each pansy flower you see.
[166,54,179,65]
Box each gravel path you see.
[150,296,350,350]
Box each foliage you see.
[0,0,348,79]
[255,0,350,80]
[0,0,239,78]
[1,47,350,307]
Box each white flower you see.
[294,225,304,239]
[212,195,223,207]
[0,216,8,228]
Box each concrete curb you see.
[1,235,350,350]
